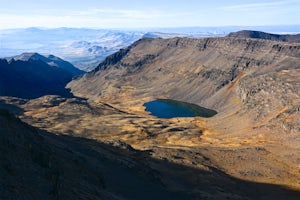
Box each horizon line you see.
[1,24,300,31]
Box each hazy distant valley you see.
[2,26,300,71]
[0,28,145,71]
[1,28,300,199]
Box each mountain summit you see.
[227,30,300,43]
[1,53,83,98]
[7,53,84,76]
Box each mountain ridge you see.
[2,27,299,71]
[6,52,84,76]
[70,36,300,108]
[68,34,300,155]
[227,30,300,43]
[0,53,83,98]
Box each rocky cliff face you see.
[68,36,300,139]
[70,37,300,93]
[227,30,300,43]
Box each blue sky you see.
[0,0,299,29]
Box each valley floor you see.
[1,95,300,199]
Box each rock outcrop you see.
[227,30,300,43]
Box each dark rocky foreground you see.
[1,108,300,200]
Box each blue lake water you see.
[144,99,217,119]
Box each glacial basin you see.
[144,99,217,119]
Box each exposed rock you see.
[68,37,300,119]
[227,30,300,43]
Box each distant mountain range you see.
[6,52,84,76]
[0,28,144,71]
[1,26,299,71]
[1,29,300,100]
[0,53,83,99]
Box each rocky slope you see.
[0,108,187,199]
[67,35,300,191]
[68,36,300,126]
[2,97,300,200]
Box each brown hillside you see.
[66,36,300,191]
[68,37,300,135]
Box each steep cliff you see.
[68,37,300,129]
[227,30,300,43]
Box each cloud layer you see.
[0,0,299,29]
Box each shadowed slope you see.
[1,108,300,199]
[0,53,82,99]
[7,53,84,76]
[0,108,184,199]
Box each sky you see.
[0,0,300,29]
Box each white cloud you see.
[2,1,298,29]
[76,8,190,20]
[220,0,300,11]
[0,8,194,29]
[0,14,77,29]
